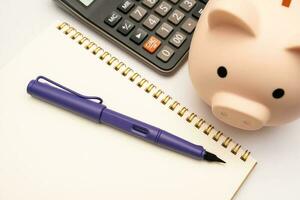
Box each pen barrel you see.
[157,131,206,159]
[27,80,106,122]
[100,109,206,159]
[100,108,160,141]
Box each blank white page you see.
[0,22,256,200]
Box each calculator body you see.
[55,0,207,74]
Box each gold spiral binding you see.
[79,37,90,45]
[64,27,75,35]
[222,137,232,148]
[93,47,102,55]
[161,95,172,105]
[145,84,156,93]
[153,89,164,99]
[231,144,241,155]
[85,42,96,50]
[71,32,82,40]
[213,131,223,141]
[186,113,197,123]
[100,52,110,60]
[107,57,118,65]
[241,150,251,161]
[195,118,205,129]
[114,62,125,71]
[178,107,188,117]
[204,125,214,135]
[57,22,69,30]
[129,73,140,82]
[57,22,250,162]
[122,67,132,76]
[137,78,148,88]
[169,101,180,111]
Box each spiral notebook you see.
[0,21,256,200]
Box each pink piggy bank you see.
[189,0,300,130]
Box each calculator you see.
[55,0,208,74]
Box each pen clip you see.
[36,76,103,104]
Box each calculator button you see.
[143,14,160,30]
[179,0,196,12]
[143,36,161,54]
[130,6,147,22]
[117,20,135,35]
[156,23,173,39]
[104,11,122,27]
[168,9,185,25]
[155,1,172,17]
[157,45,174,62]
[169,31,186,48]
[169,0,179,4]
[130,28,148,44]
[181,18,197,33]
[192,2,205,19]
[142,0,159,8]
[118,0,135,14]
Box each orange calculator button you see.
[143,36,161,54]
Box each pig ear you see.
[207,0,259,37]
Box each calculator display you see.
[78,0,94,6]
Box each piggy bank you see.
[189,0,300,130]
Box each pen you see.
[27,76,225,163]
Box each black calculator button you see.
[155,1,172,17]
[157,45,175,62]
[117,20,135,35]
[192,2,205,19]
[169,31,186,48]
[104,11,122,27]
[168,9,185,25]
[143,14,160,30]
[181,18,197,33]
[179,0,196,12]
[156,22,173,39]
[130,28,148,44]
[130,6,147,22]
[118,0,135,14]
[142,0,159,8]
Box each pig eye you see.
[272,88,285,99]
[217,66,227,78]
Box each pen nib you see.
[204,151,226,163]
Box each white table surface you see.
[1,1,300,199]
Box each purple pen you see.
[27,76,225,163]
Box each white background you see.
[1,1,300,199]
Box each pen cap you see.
[27,80,106,122]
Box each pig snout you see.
[212,92,270,130]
